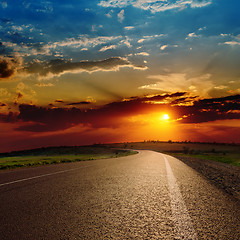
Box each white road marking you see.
[0,165,94,187]
[164,155,198,240]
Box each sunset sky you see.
[0,0,240,152]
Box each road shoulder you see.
[176,155,240,201]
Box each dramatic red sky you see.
[0,0,240,152]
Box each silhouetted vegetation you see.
[0,145,137,170]
[0,145,112,158]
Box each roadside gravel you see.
[176,155,240,201]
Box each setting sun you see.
[163,114,170,120]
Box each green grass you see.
[107,141,240,167]
[0,147,137,170]
[172,153,240,167]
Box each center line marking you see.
[164,155,198,240]
[0,164,94,187]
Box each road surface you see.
[0,150,240,239]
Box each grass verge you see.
[0,146,137,170]
[171,153,240,167]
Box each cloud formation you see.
[0,57,17,79]
[99,45,117,52]
[0,35,124,59]
[66,101,92,106]
[99,0,212,13]
[13,92,187,132]
[178,95,240,123]
[23,1,53,13]
[118,9,125,22]
[24,57,147,77]
[224,41,240,46]
[0,1,7,8]
[1,93,238,133]
[140,73,213,97]
[135,52,150,56]
[124,26,134,30]
[48,35,121,50]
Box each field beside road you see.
[0,146,137,170]
[108,141,240,166]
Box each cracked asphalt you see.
[0,150,239,239]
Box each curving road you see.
[0,150,240,239]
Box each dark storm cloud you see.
[195,95,240,105]
[0,58,15,78]
[66,101,92,106]
[0,93,239,132]
[24,57,146,77]
[14,93,178,132]
[54,100,64,103]
[170,96,198,105]
[0,103,7,107]
[16,104,83,132]
[126,92,187,103]
[175,95,240,123]
[0,42,7,55]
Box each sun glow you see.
[126,112,181,142]
[162,114,170,120]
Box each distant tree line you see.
[0,144,108,158]
[142,140,238,146]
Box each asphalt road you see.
[0,150,240,239]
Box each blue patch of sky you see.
[0,0,240,64]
